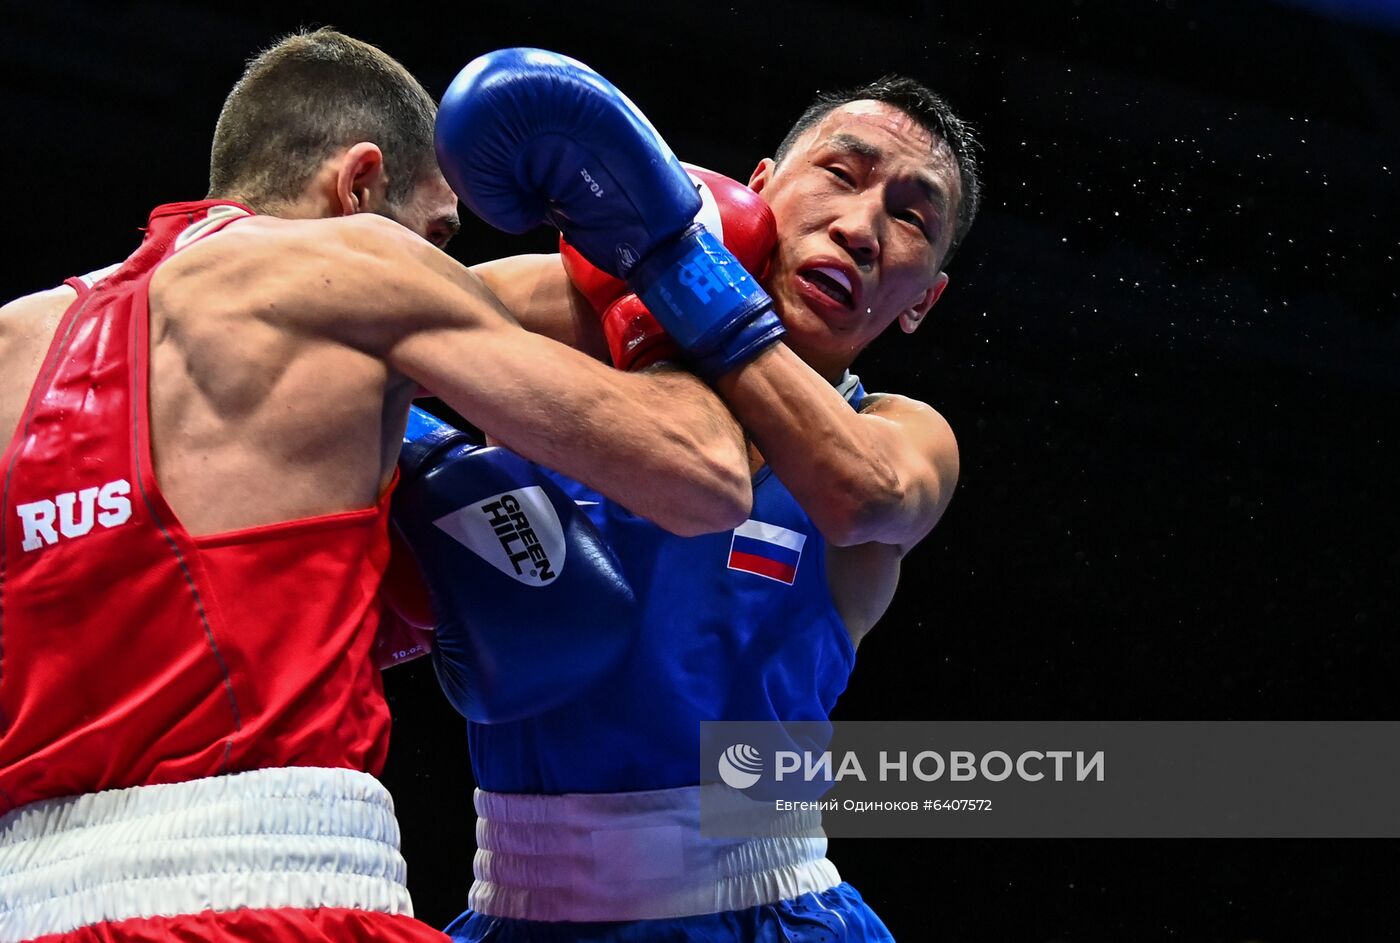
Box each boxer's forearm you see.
[414,254,752,537]
[425,325,749,536]
[390,253,750,534]
[716,344,956,548]
[471,254,758,533]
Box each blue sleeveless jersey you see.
[467,379,868,794]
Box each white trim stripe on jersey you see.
[76,262,122,290]
[171,203,251,253]
[0,767,413,942]
[732,518,808,552]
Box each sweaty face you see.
[750,101,960,376]
[388,171,461,249]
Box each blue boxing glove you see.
[436,48,784,380]
[393,406,639,723]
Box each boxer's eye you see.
[824,166,855,186]
[897,209,931,240]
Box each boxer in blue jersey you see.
[399,51,982,941]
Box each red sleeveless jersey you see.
[0,201,396,813]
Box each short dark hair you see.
[208,28,437,209]
[776,75,982,263]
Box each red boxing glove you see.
[375,527,436,669]
[598,293,682,372]
[559,233,680,371]
[683,164,779,279]
[560,164,778,372]
[557,223,677,372]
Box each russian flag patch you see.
[727,519,807,585]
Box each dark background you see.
[4,0,1397,939]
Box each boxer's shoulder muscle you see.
[0,284,78,446]
[163,213,519,361]
[859,392,957,467]
[859,391,959,542]
[144,215,406,535]
[155,214,420,332]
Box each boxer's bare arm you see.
[714,345,957,647]
[474,255,761,481]
[432,250,938,643]
[718,343,959,550]
[0,285,78,449]
[472,254,610,362]
[457,256,952,642]
[464,252,957,550]
[161,215,750,536]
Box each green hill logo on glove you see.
[432,487,565,585]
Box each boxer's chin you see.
[785,272,868,338]
[772,292,863,370]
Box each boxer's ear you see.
[334,142,387,217]
[898,272,949,334]
[747,158,776,194]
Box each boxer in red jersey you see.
[0,29,749,943]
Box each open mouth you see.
[798,266,855,309]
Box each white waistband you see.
[469,785,840,922]
[0,767,413,943]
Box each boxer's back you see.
[1,223,410,540]
[0,202,407,809]
[145,214,414,534]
